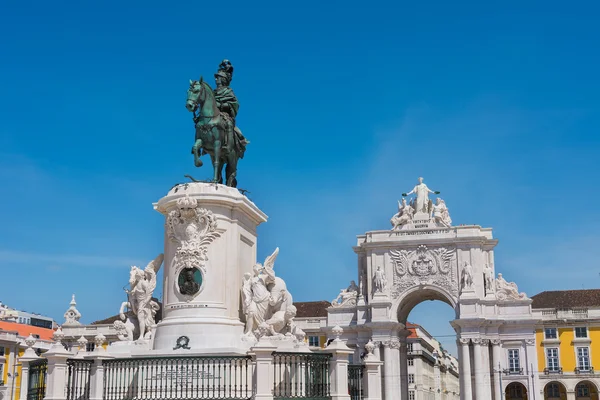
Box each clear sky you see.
[1,1,599,355]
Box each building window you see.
[0,346,4,355]
[545,327,557,339]
[308,336,320,347]
[407,343,413,352]
[86,343,95,352]
[508,349,520,373]
[575,327,587,338]
[408,357,414,366]
[408,374,415,384]
[546,348,560,371]
[546,383,561,397]
[577,383,590,397]
[408,391,415,400]
[577,347,590,371]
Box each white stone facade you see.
[321,178,542,400]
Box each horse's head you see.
[186,76,206,112]
[186,77,201,111]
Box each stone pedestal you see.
[250,340,278,400]
[325,336,354,400]
[18,349,40,400]
[363,354,383,400]
[152,183,267,354]
[43,344,74,400]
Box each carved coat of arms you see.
[166,195,222,300]
[389,245,457,298]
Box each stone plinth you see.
[152,183,267,354]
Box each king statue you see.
[211,60,249,151]
[186,59,249,188]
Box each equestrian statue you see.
[185,60,249,187]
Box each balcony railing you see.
[575,367,595,375]
[543,367,563,375]
[503,368,524,376]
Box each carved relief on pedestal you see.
[389,245,457,299]
[166,195,222,301]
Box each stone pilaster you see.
[458,338,472,400]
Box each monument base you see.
[151,182,267,354]
[152,316,249,355]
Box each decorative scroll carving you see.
[166,195,222,301]
[459,338,471,345]
[390,245,457,298]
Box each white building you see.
[0,302,55,329]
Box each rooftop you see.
[294,301,331,318]
[531,289,600,309]
[0,320,55,341]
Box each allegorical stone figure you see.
[403,177,440,214]
[460,261,474,291]
[483,264,494,294]
[431,198,452,227]
[391,198,415,230]
[119,254,163,342]
[373,266,387,293]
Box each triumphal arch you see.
[328,177,538,400]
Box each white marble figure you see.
[331,280,359,307]
[390,198,415,230]
[431,198,452,227]
[460,262,474,291]
[63,294,82,326]
[483,264,494,294]
[113,319,135,341]
[242,248,297,339]
[402,177,439,214]
[495,273,528,301]
[118,254,164,342]
[373,266,387,293]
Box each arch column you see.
[399,330,411,400]
[458,338,473,400]
[491,339,503,400]
[472,338,488,400]
[382,342,393,400]
[383,339,401,400]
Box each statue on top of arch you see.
[391,177,452,230]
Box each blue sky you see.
[1,1,599,355]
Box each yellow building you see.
[532,289,600,400]
[0,321,54,400]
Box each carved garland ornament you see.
[389,245,457,299]
[166,196,222,298]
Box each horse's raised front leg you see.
[191,139,203,167]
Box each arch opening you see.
[576,380,599,400]
[400,288,460,400]
[395,287,458,325]
[544,381,566,400]
[506,382,528,400]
